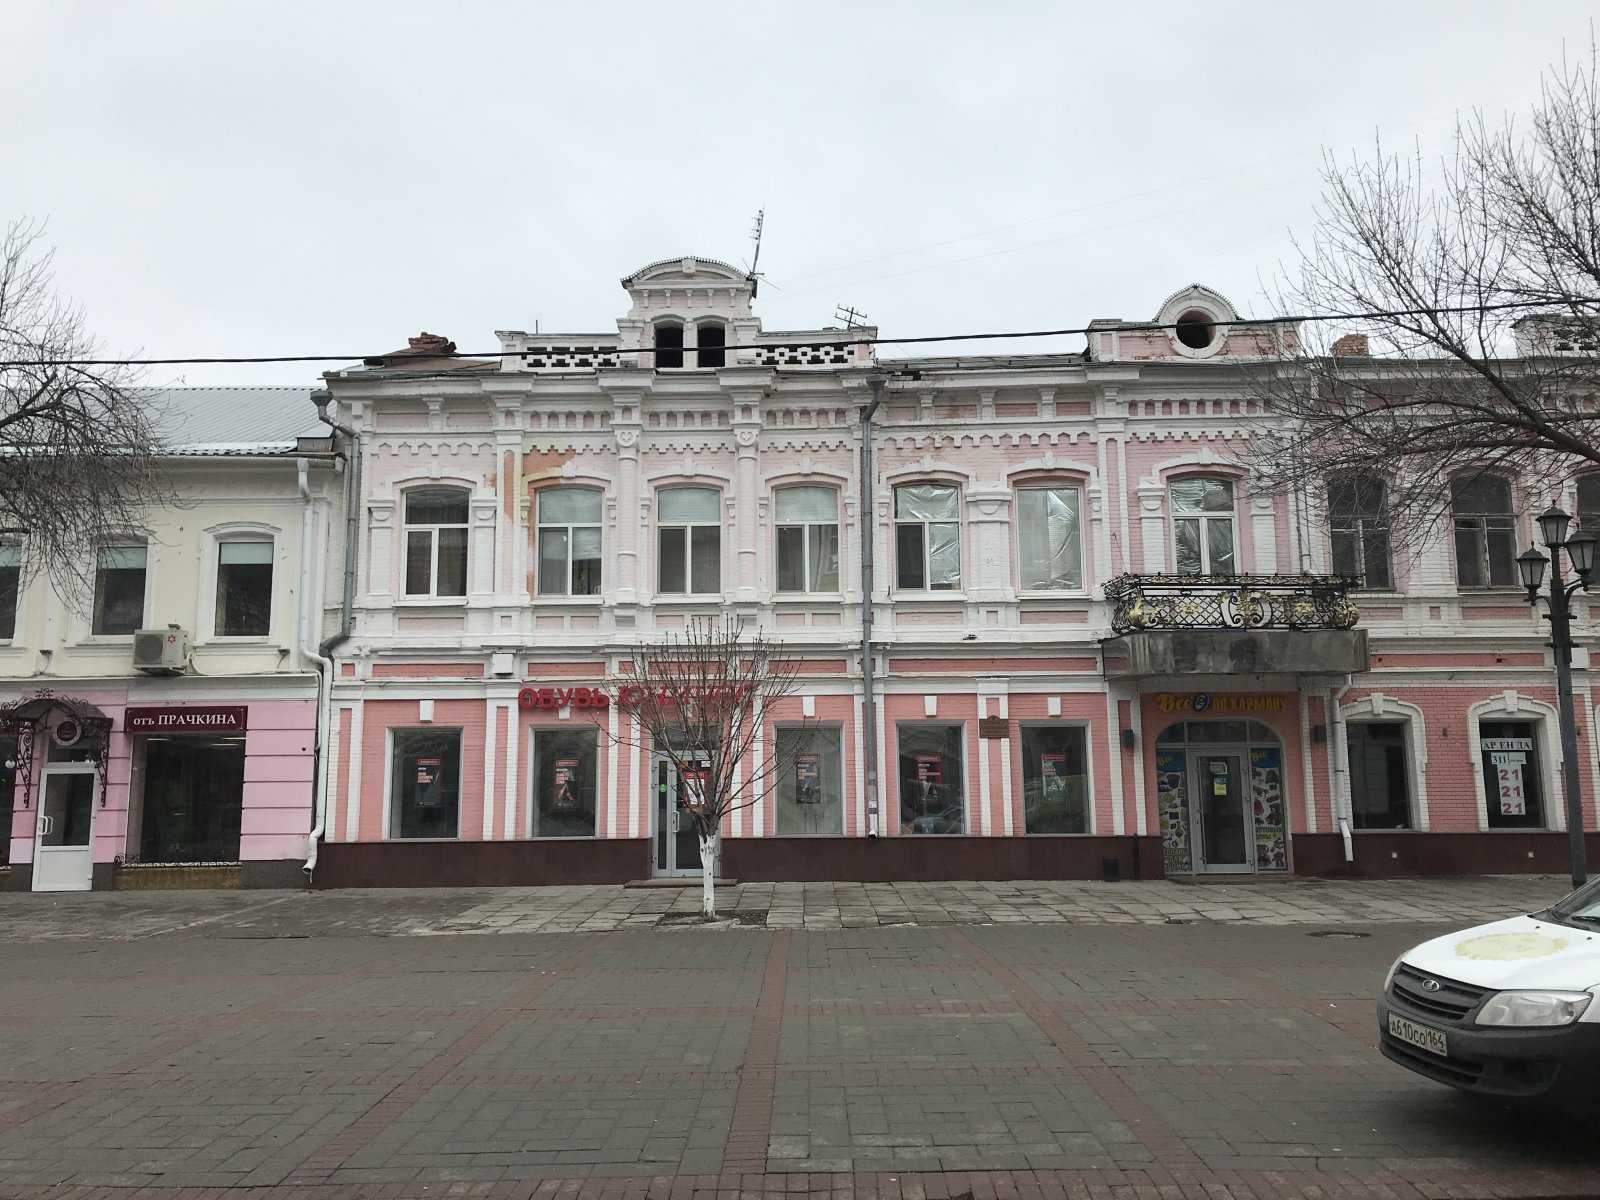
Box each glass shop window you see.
[136,735,246,862]
[390,728,462,839]
[897,723,964,834]
[531,728,598,837]
[1020,725,1089,833]
[1347,721,1412,829]
[775,726,844,835]
[1480,720,1545,829]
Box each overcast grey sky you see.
[6,1,1598,385]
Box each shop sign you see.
[1155,693,1285,715]
[517,684,754,711]
[1483,737,1534,817]
[126,705,248,733]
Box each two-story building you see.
[304,257,1598,888]
[0,388,342,891]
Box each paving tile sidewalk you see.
[0,874,1573,941]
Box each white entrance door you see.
[653,754,707,877]
[32,766,96,891]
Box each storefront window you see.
[0,734,13,866]
[775,726,843,835]
[390,728,462,838]
[531,728,597,837]
[1020,725,1089,833]
[137,735,245,862]
[1017,487,1083,590]
[1347,721,1411,829]
[897,724,964,834]
[92,542,147,635]
[1480,720,1545,828]
[215,539,274,636]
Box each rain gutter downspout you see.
[1331,680,1356,862]
[860,377,885,836]
[305,388,359,877]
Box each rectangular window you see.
[390,728,462,838]
[537,488,603,596]
[1480,720,1545,829]
[1017,487,1083,589]
[657,487,721,594]
[897,723,964,834]
[135,735,246,862]
[92,543,147,635]
[1020,725,1089,833]
[0,734,14,866]
[894,484,960,591]
[1451,476,1516,588]
[1328,476,1393,589]
[215,540,273,636]
[1170,478,1236,575]
[404,488,470,598]
[775,487,840,593]
[775,726,844,835]
[1347,721,1411,829]
[531,728,597,837]
[0,541,18,640]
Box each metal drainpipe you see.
[1330,681,1356,862]
[860,377,885,836]
[304,388,360,876]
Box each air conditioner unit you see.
[133,626,189,675]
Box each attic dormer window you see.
[696,321,726,368]
[653,321,684,369]
[1174,309,1216,350]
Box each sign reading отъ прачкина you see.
[124,705,248,733]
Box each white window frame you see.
[1169,476,1237,575]
[893,483,962,592]
[1451,475,1518,589]
[203,527,278,642]
[402,487,470,599]
[656,487,723,596]
[774,487,841,595]
[88,538,151,639]
[535,487,603,598]
[0,534,22,644]
[1015,483,1085,592]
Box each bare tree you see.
[0,219,170,605]
[1246,44,1600,544]
[601,617,810,920]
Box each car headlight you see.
[1475,991,1593,1027]
[1383,956,1405,992]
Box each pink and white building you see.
[0,389,341,891]
[304,258,1600,886]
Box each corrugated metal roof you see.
[141,387,324,455]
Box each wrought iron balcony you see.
[1103,573,1361,635]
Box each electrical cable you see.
[1,298,1593,369]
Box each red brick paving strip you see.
[721,930,791,1174]
[5,1164,1600,1200]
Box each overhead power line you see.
[0,298,1593,369]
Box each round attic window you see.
[1174,309,1217,350]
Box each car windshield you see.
[1546,879,1600,923]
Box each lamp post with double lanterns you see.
[1516,505,1598,888]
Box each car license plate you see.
[1388,1013,1448,1057]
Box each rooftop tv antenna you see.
[745,208,765,295]
[834,303,870,329]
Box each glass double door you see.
[1188,751,1252,872]
[654,754,707,876]
[32,767,96,891]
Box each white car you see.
[1378,882,1600,1099]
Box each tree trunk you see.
[699,829,720,919]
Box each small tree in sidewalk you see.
[602,617,811,920]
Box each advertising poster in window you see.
[1040,752,1067,803]
[415,756,441,805]
[679,766,708,810]
[1483,736,1533,817]
[795,754,820,804]
[552,757,580,813]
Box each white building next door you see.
[32,766,96,891]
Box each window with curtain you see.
[775,486,840,593]
[1170,477,1236,575]
[0,540,19,641]
[1016,486,1082,589]
[404,487,470,597]
[93,542,147,635]
[1328,474,1392,589]
[215,539,273,636]
[658,486,721,594]
[894,483,960,590]
[537,488,602,596]
[1451,475,1516,587]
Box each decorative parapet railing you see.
[501,334,623,371]
[1103,573,1360,635]
[749,330,874,367]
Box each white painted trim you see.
[628,711,642,839]
[976,697,991,836]
[483,698,498,839]
[1299,691,1317,834]
[503,703,518,839]
[1103,692,1122,836]
[852,689,866,837]
[1130,695,1147,836]
[1338,693,1431,832]
[606,700,619,839]
[998,695,1014,836]
[345,703,364,842]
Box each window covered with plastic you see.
[1170,477,1236,575]
[1017,486,1082,589]
[894,484,960,590]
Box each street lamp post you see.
[1517,505,1598,889]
